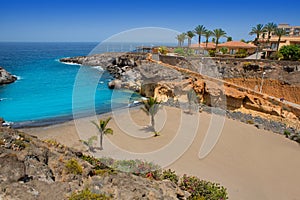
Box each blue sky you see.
[1,0,299,42]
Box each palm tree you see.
[249,24,265,44]
[176,33,187,47]
[212,28,227,50]
[274,28,287,51]
[194,25,207,45]
[203,30,213,48]
[80,135,97,152]
[91,117,113,150]
[264,22,277,43]
[141,97,161,136]
[186,31,195,47]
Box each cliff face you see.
[60,53,300,130]
[0,67,17,84]
[0,127,188,199]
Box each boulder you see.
[0,67,17,84]
[108,79,122,89]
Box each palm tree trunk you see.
[188,38,191,47]
[277,36,281,51]
[216,39,219,51]
[99,131,103,150]
[151,114,155,132]
[267,32,270,43]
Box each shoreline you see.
[11,103,140,129]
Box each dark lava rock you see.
[0,67,17,84]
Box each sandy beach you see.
[22,106,300,200]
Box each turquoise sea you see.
[0,42,141,127]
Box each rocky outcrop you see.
[0,127,190,200]
[0,67,17,84]
[61,52,300,131]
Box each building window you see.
[271,43,277,50]
[285,28,291,36]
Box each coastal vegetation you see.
[212,28,227,50]
[69,188,111,200]
[65,158,83,175]
[91,117,113,150]
[176,33,187,47]
[80,155,229,199]
[194,25,207,45]
[274,28,287,50]
[249,23,265,44]
[80,135,98,152]
[141,97,161,136]
[279,44,300,60]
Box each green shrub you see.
[269,51,283,60]
[65,158,83,175]
[174,48,185,56]
[246,120,255,125]
[284,130,291,138]
[220,47,228,54]
[158,46,168,55]
[235,49,248,58]
[180,174,228,200]
[209,50,216,57]
[98,158,161,176]
[279,45,300,61]
[161,169,179,184]
[69,188,111,200]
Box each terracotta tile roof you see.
[218,41,257,49]
[190,42,216,49]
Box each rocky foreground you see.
[0,67,17,84]
[0,127,230,200]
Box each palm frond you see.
[104,128,113,135]
[91,120,101,131]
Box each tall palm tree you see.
[176,33,187,47]
[91,117,113,150]
[186,31,195,47]
[249,24,265,44]
[203,30,213,48]
[141,97,161,136]
[264,22,277,43]
[194,25,207,45]
[274,28,287,51]
[212,28,227,50]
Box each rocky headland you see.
[0,67,17,84]
[61,53,300,142]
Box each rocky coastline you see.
[0,67,17,84]
[60,52,300,143]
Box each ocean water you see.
[0,42,141,127]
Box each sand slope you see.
[23,106,300,200]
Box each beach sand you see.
[22,106,300,200]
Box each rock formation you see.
[0,67,17,84]
[61,53,300,132]
[0,127,190,199]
